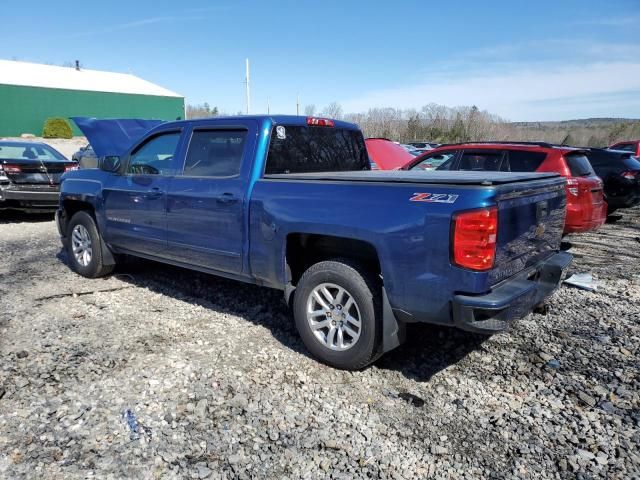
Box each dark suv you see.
[585,148,640,212]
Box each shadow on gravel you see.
[55,249,488,376]
[374,324,487,382]
[0,210,55,224]
[81,255,312,358]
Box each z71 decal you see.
[410,193,459,204]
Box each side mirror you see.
[99,156,121,173]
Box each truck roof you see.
[74,115,360,158]
[163,115,359,131]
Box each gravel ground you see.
[0,209,638,479]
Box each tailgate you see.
[490,177,566,285]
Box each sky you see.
[1,0,639,121]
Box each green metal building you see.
[0,59,185,136]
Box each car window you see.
[128,132,181,176]
[458,151,503,171]
[182,130,247,177]
[266,126,369,174]
[411,152,457,171]
[565,154,595,177]
[502,150,547,172]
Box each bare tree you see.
[321,102,344,120]
[304,104,316,116]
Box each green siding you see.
[0,84,184,136]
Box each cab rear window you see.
[265,126,369,174]
[565,154,595,176]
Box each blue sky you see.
[2,0,639,121]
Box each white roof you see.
[0,59,182,98]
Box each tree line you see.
[186,102,640,148]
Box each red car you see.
[404,142,607,234]
[609,140,640,156]
[365,138,415,170]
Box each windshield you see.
[0,143,67,161]
[265,126,369,174]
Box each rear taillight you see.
[2,164,21,173]
[452,207,498,271]
[566,178,579,196]
[620,170,637,180]
[64,164,79,172]
[306,117,335,127]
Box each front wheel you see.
[67,211,115,278]
[293,260,381,370]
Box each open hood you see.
[71,117,165,157]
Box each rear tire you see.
[67,211,115,278]
[293,259,381,370]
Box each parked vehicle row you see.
[3,119,637,370]
[405,142,608,234]
[371,138,640,234]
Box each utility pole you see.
[267,97,270,115]
[296,93,300,116]
[245,58,251,115]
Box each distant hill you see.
[506,118,640,147]
[511,118,640,128]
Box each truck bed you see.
[264,170,561,185]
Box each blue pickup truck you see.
[57,115,571,369]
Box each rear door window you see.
[502,150,547,172]
[458,151,504,171]
[565,154,595,176]
[182,129,247,177]
[265,126,369,174]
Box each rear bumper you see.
[452,251,572,334]
[0,184,60,208]
[564,202,607,233]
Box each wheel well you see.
[286,233,381,286]
[60,199,95,234]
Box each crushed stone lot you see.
[0,209,638,479]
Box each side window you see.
[458,151,503,171]
[502,150,547,172]
[410,152,457,171]
[128,132,181,176]
[183,129,247,177]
